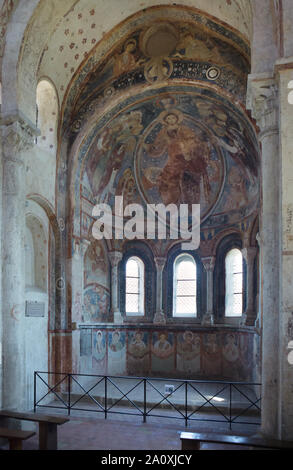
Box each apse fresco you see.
[202,333,222,377]
[151,332,174,374]
[80,328,258,381]
[176,331,201,376]
[80,90,259,234]
[92,329,107,373]
[127,330,149,375]
[82,284,110,322]
[84,240,108,288]
[108,330,126,376]
[67,16,250,133]
[136,109,224,217]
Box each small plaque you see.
[25,301,45,318]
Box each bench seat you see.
[180,431,293,450]
[0,426,35,450]
[0,410,69,450]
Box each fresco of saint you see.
[141,109,215,207]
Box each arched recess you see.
[36,79,59,153]
[119,241,156,321]
[25,213,48,292]
[26,193,68,374]
[24,201,49,408]
[163,243,205,322]
[213,232,246,323]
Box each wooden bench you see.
[180,431,293,450]
[0,426,35,450]
[0,410,69,450]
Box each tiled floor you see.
[0,404,260,451]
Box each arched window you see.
[173,254,197,317]
[225,248,243,317]
[36,79,58,152]
[125,256,145,316]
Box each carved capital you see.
[108,251,123,268]
[1,115,37,161]
[247,76,279,139]
[201,256,216,272]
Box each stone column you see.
[241,246,257,326]
[276,61,293,439]
[153,257,166,324]
[108,251,123,324]
[201,256,215,326]
[1,117,36,409]
[248,76,280,438]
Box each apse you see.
[54,5,260,383]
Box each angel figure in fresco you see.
[113,39,139,77]
[87,242,106,272]
[115,168,139,208]
[95,111,143,202]
[195,100,258,179]
[223,165,249,211]
[143,110,212,205]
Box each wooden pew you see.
[0,410,69,450]
[0,426,35,450]
[180,431,293,450]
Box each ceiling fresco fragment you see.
[62,8,250,135]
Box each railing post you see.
[68,374,71,416]
[105,377,107,420]
[229,383,232,430]
[34,372,36,413]
[185,381,188,427]
[143,379,147,423]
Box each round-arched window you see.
[225,248,243,317]
[125,256,145,316]
[173,254,197,317]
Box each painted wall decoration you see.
[84,240,108,288]
[151,332,174,374]
[92,329,107,373]
[77,327,259,382]
[108,330,126,376]
[136,108,224,216]
[82,284,110,323]
[78,89,259,239]
[127,330,149,375]
[66,13,250,134]
[202,333,221,377]
[177,331,200,376]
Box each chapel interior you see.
[0,0,293,450]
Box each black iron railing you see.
[34,371,261,429]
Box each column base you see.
[113,310,123,324]
[153,312,166,325]
[240,310,256,327]
[201,313,214,326]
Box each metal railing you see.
[34,371,261,429]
